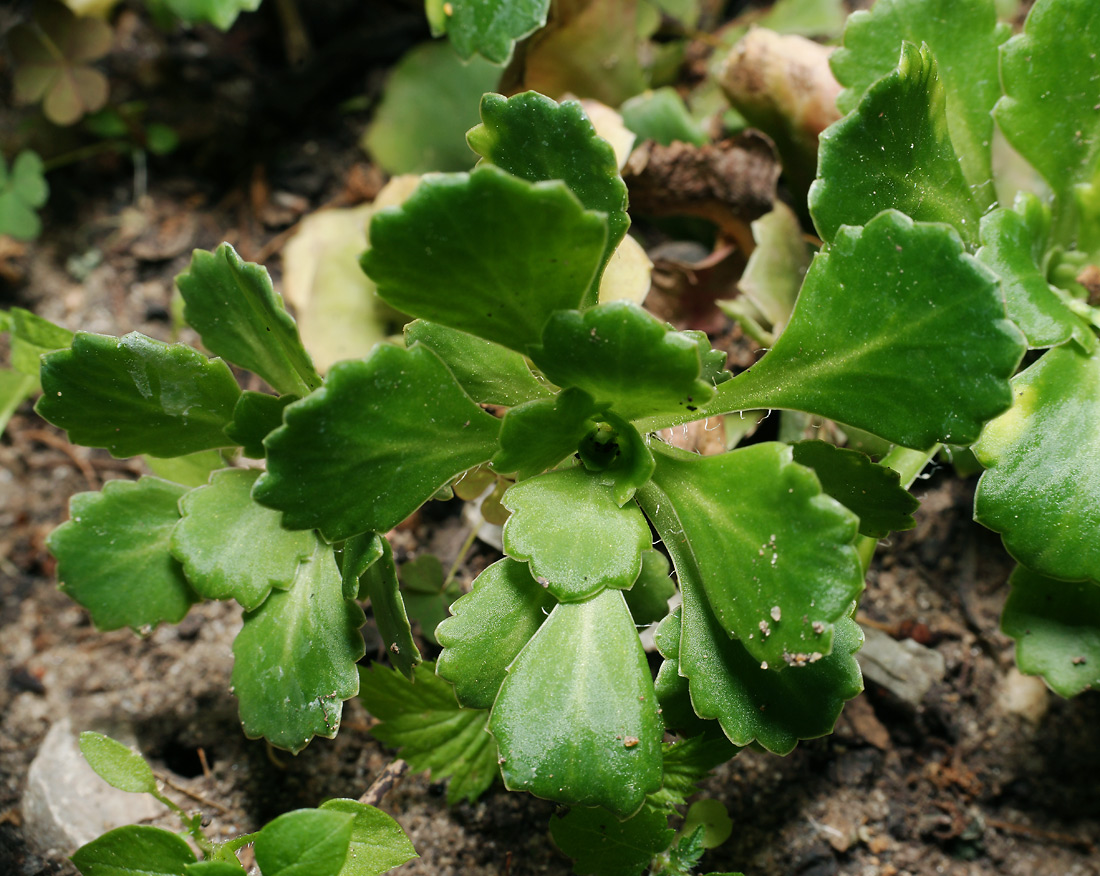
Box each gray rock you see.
[857,625,946,707]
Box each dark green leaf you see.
[253,808,354,876]
[48,477,196,632]
[579,412,656,507]
[490,589,663,817]
[338,533,384,600]
[974,344,1100,583]
[254,343,501,541]
[176,244,321,397]
[492,388,606,481]
[812,42,981,247]
[361,166,607,353]
[78,732,156,794]
[318,799,418,876]
[170,469,316,611]
[359,662,500,805]
[620,88,707,147]
[426,0,550,63]
[436,557,555,709]
[1001,566,1100,698]
[550,804,673,876]
[791,441,919,538]
[225,391,297,459]
[399,553,457,645]
[531,303,714,422]
[623,550,675,627]
[649,734,740,812]
[232,543,365,753]
[362,539,422,679]
[37,332,241,458]
[502,467,651,602]
[159,0,261,30]
[405,320,550,406]
[0,151,49,240]
[663,826,706,876]
[72,826,196,876]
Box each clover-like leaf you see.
[426,0,549,63]
[253,808,355,876]
[176,244,321,398]
[224,391,297,459]
[48,477,197,632]
[530,302,715,421]
[706,211,1025,449]
[158,0,262,30]
[359,661,499,805]
[9,0,111,126]
[170,469,316,611]
[318,799,418,876]
[493,388,606,481]
[37,332,241,458]
[361,539,422,679]
[468,92,629,291]
[254,343,501,541]
[643,443,861,666]
[791,441,919,538]
[490,589,663,817]
[232,543,364,753]
[974,344,1100,583]
[623,550,675,627]
[405,320,550,406]
[995,0,1100,210]
[830,0,1008,203]
[502,467,651,602]
[1001,566,1100,698]
[361,166,607,354]
[78,732,156,795]
[549,804,674,876]
[0,151,49,241]
[436,557,556,710]
[72,826,197,876]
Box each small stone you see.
[857,626,945,707]
[771,605,782,622]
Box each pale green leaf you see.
[78,732,156,795]
[318,799,418,876]
[620,88,707,147]
[253,809,354,876]
[160,0,262,30]
[9,307,72,386]
[735,202,810,332]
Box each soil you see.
[2,4,1099,876]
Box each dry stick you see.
[359,759,409,807]
[985,818,1095,854]
[156,771,231,815]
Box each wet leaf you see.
[0,151,49,241]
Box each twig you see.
[20,428,99,490]
[156,772,231,815]
[358,759,408,807]
[986,818,1095,854]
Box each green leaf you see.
[813,43,981,248]
[72,826,196,876]
[404,320,550,406]
[830,0,1008,203]
[493,388,606,481]
[78,732,156,794]
[224,391,297,459]
[663,827,705,876]
[232,543,364,753]
[338,533,384,600]
[683,799,732,849]
[490,589,663,817]
[318,799,418,876]
[361,166,607,354]
[759,0,846,37]
[363,40,500,175]
[502,467,651,602]
[649,734,740,812]
[703,211,1025,449]
[159,0,262,30]
[176,244,321,398]
[644,443,862,667]
[791,441,919,538]
[623,549,675,627]
[974,344,1100,583]
[361,539,422,679]
[359,662,500,805]
[436,557,555,709]
[549,804,674,876]
[578,412,656,507]
[977,197,1087,349]
[37,332,241,458]
[254,343,501,541]
[530,302,715,421]
[253,808,355,876]
[185,862,246,876]
[468,92,629,290]
[399,553,458,646]
[994,0,1100,208]
[1001,566,1100,698]
[0,369,35,435]
[9,309,73,376]
[0,151,49,240]
[144,450,226,488]
[620,88,707,147]
[734,202,810,332]
[48,477,197,632]
[427,0,549,63]
[170,469,316,611]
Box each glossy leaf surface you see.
[813,43,980,247]
[436,558,555,709]
[255,344,500,540]
[490,589,663,817]
[426,0,549,63]
[361,539,422,679]
[176,243,321,397]
[492,388,605,480]
[549,804,673,876]
[171,469,315,611]
[37,332,241,458]
[318,799,418,876]
[359,662,499,805]
[253,809,354,876]
[78,732,156,794]
[338,532,384,600]
[579,412,655,507]
[232,543,364,752]
[72,826,196,876]
[974,344,1100,583]
[646,444,861,666]
[623,549,676,627]
[361,166,607,353]
[48,477,196,631]
[502,467,651,602]
[1001,566,1100,698]
[709,211,1024,449]
[225,391,296,459]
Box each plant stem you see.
[855,443,941,572]
[221,831,262,854]
[445,515,482,588]
[41,140,125,172]
[152,788,216,856]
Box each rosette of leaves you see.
[816,0,1100,696]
